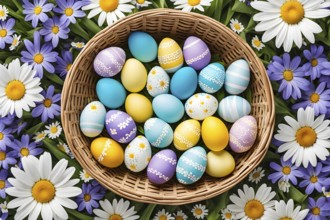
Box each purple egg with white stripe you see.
[105,110,137,144]
[93,47,126,77]
[183,36,211,71]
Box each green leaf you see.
[207,192,229,220]
[67,209,93,220]
[137,125,144,135]
[44,71,64,85]
[140,204,156,219]
[80,18,102,36]
[288,185,308,203]
[69,23,91,41]
[265,150,281,161]
[232,1,255,14]
[26,122,45,134]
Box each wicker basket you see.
[61,9,275,205]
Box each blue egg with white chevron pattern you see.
[144,118,174,148]
[225,59,250,94]
[218,95,251,123]
[176,146,207,185]
[198,62,226,93]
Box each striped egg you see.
[173,120,201,151]
[158,38,184,73]
[225,59,250,94]
[144,118,174,148]
[183,36,211,71]
[218,95,251,123]
[185,93,218,120]
[176,146,207,185]
[93,47,125,77]
[80,101,106,137]
[124,136,151,172]
[199,63,226,93]
[146,66,170,97]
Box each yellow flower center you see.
[311,58,318,67]
[52,26,59,34]
[58,144,66,152]
[20,147,30,157]
[194,208,203,215]
[34,6,42,15]
[159,215,168,220]
[139,143,145,149]
[282,166,291,175]
[225,213,232,218]
[84,172,91,179]
[136,0,145,4]
[90,104,97,110]
[0,29,7,38]
[253,39,261,47]
[32,180,56,203]
[310,93,320,103]
[310,175,318,183]
[280,218,292,220]
[0,151,5,161]
[99,0,119,12]
[312,207,320,215]
[129,153,134,158]
[37,132,46,140]
[84,194,91,202]
[281,0,305,24]
[295,127,317,147]
[12,38,18,46]
[233,23,241,30]
[188,0,201,6]
[130,164,136,170]
[65,7,74,16]
[0,180,5,189]
[50,126,58,134]
[0,132,3,140]
[75,42,83,48]
[252,172,260,179]
[159,81,166,87]
[109,214,123,220]
[147,85,153,91]
[244,200,265,219]
[0,11,5,17]
[66,63,72,71]
[5,80,26,101]
[175,216,184,220]
[43,98,53,108]
[34,53,44,64]
[283,70,293,81]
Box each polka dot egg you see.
[146,66,170,97]
[185,93,218,120]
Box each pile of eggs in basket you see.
[79,31,257,185]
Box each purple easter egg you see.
[183,36,211,71]
[93,47,126,77]
[147,149,177,185]
[229,115,257,153]
[105,110,137,144]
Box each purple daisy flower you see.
[267,53,310,100]
[0,123,13,151]
[55,50,73,77]
[319,75,330,89]
[53,0,86,24]
[322,62,330,76]
[0,114,15,126]
[292,82,330,116]
[299,163,330,195]
[32,85,61,122]
[21,31,58,78]
[76,181,106,214]
[0,169,10,199]
[23,0,54,28]
[322,157,330,175]
[0,146,16,169]
[0,206,8,220]
[0,18,15,49]
[40,16,70,47]
[306,197,329,220]
[302,45,328,80]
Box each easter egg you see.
[124,135,151,172]
[202,116,229,151]
[121,58,147,92]
[91,137,124,168]
[206,150,235,178]
[146,66,170,97]
[225,59,250,94]
[230,115,257,153]
[144,118,173,148]
[158,38,184,73]
[185,93,218,120]
[183,36,211,70]
[173,119,201,151]
[199,63,226,93]
[96,78,126,109]
[128,31,157,62]
[176,146,207,184]
[105,110,137,144]
[170,67,198,100]
[218,95,251,123]
[153,94,184,123]
[80,101,106,137]
[93,47,125,77]
[125,93,153,123]
[147,149,177,184]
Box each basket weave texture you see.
[61,9,275,205]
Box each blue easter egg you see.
[128,31,158,62]
[80,101,106,137]
[218,95,251,123]
[144,118,173,148]
[152,94,184,123]
[225,59,250,94]
[96,78,126,109]
[199,63,225,93]
[170,67,198,100]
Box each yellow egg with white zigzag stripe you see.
[174,119,201,151]
[158,38,184,73]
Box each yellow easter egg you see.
[174,119,200,151]
[158,38,184,73]
[206,150,235,178]
[90,137,124,168]
[125,93,153,123]
[202,116,229,151]
[121,58,147,92]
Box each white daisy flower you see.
[230,19,244,34]
[278,179,290,193]
[93,198,139,220]
[263,199,309,220]
[248,167,265,183]
[251,0,330,52]
[9,34,21,51]
[227,184,276,220]
[0,59,43,118]
[251,35,265,51]
[57,141,72,157]
[221,208,234,220]
[71,41,85,49]
[174,0,213,12]
[153,209,174,220]
[80,169,94,183]
[45,121,62,139]
[82,0,134,27]
[274,107,330,168]
[132,0,152,8]
[0,5,8,21]
[33,131,46,142]
[5,152,81,220]
[322,187,330,197]
[191,204,208,219]
[0,201,8,213]
[173,210,188,220]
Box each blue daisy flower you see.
[0,18,15,49]
[302,45,328,80]
[55,50,73,77]
[321,61,330,76]
[299,163,330,195]
[0,169,10,199]
[23,0,54,27]
[0,146,16,169]
[306,197,330,220]
[53,0,86,24]
[40,16,70,47]
[0,123,13,151]
[76,181,106,214]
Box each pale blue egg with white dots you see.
[225,59,250,94]
[198,62,225,93]
[176,146,207,185]
[80,101,106,137]
[144,118,173,148]
[218,95,251,123]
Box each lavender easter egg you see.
[105,110,137,144]
[93,47,126,77]
[147,149,177,185]
[183,36,211,71]
[229,115,257,153]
